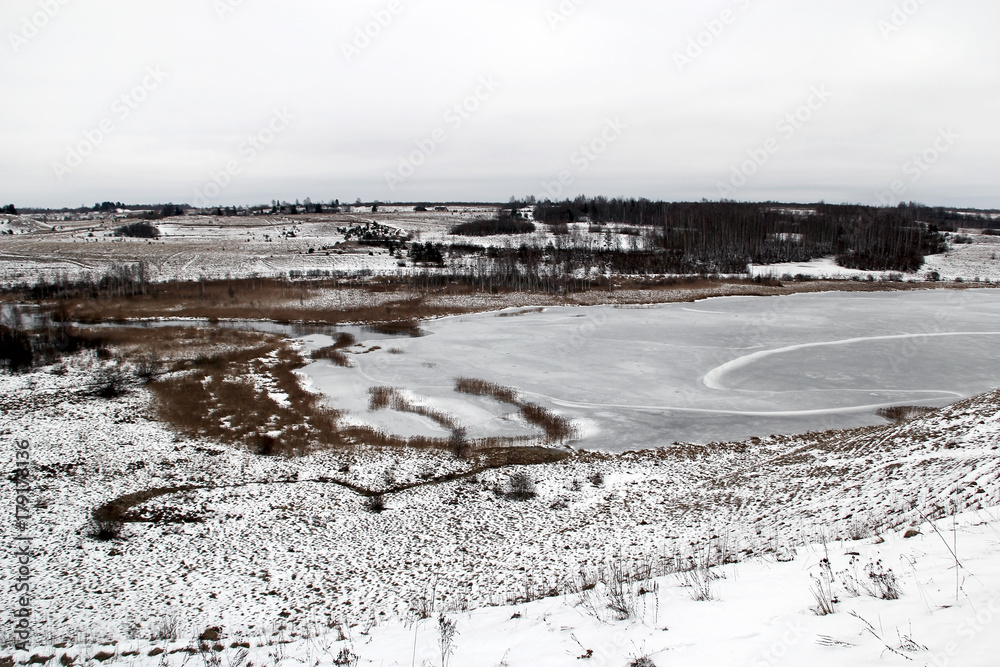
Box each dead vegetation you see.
[455,377,578,443]
[144,330,344,457]
[365,320,424,337]
[454,377,519,404]
[24,273,970,332]
[876,405,938,423]
[312,332,357,367]
[496,307,545,318]
[368,386,463,432]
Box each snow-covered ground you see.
[3,349,1000,659]
[16,509,999,666]
[300,289,1000,449]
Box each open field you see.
[3,207,1000,288]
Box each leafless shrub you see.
[332,647,358,667]
[861,560,901,600]
[847,519,871,541]
[606,561,640,620]
[506,471,536,501]
[365,494,386,514]
[91,363,130,398]
[438,615,458,667]
[150,615,179,642]
[679,566,715,601]
[133,353,165,383]
[88,518,123,541]
[838,556,862,598]
[628,657,656,667]
[811,559,837,615]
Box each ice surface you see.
[301,288,1000,450]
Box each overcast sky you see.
[2,0,998,209]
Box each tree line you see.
[530,199,947,272]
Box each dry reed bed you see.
[311,332,357,367]
[455,377,578,443]
[32,275,975,330]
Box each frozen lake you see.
[299,289,1000,451]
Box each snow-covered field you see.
[301,289,1000,449]
[0,207,527,287]
[4,209,998,288]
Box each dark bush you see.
[450,218,535,237]
[0,325,34,373]
[506,471,536,501]
[114,221,160,239]
[92,364,130,398]
[87,517,123,541]
[365,494,387,513]
[409,242,445,266]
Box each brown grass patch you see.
[149,337,344,456]
[497,307,545,317]
[876,405,938,423]
[43,278,475,326]
[455,377,577,443]
[312,332,357,367]
[455,377,520,405]
[367,386,461,432]
[519,401,577,443]
[365,320,424,337]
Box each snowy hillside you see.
[2,351,1000,663]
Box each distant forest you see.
[525,199,962,273]
[7,197,996,280]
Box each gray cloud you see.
[2,0,998,208]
